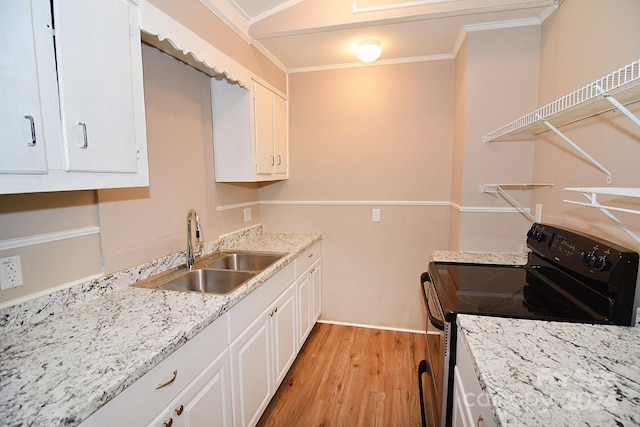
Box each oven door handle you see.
[421,272,445,331]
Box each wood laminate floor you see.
[257,322,427,427]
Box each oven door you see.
[420,272,450,427]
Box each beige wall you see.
[0,44,262,303]
[0,191,102,303]
[99,45,261,273]
[449,25,540,251]
[259,62,454,330]
[532,0,640,250]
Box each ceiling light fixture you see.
[356,39,382,63]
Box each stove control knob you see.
[592,255,609,271]
[528,228,545,242]
[581,251,596,265]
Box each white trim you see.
[318,319,425,335]
[453,17,542,57]
[464,17,541,33]
[249,0,305,25]
[449,202,528,214]
[288,53,454,74]
[260,199,530,214]
[0,273,104,310]
[0,226,101,251]
[198,0,252,44]
[354,0,460,14]
[216,201,260,212]
[260,200,449,206]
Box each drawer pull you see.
[24,115,36,146]
[308,253,313,258]
[477,415,483,427]
[175,404,184,416]
[164,418,173,427]
[78,122,88,149]
[156,370,178,389]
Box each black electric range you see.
[418,223,640,427]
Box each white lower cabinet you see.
[81,315,230,427]
[229,281,297,427]
[453,335,496,427]
[81,244,322,427]
[296,242,322,348]
[150,350,232,427]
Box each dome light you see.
[356,40,382,63]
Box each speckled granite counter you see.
[430,250,528,265]
[0,225,321,426]
[457,314,640,426]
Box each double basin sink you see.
[133,251,285,295]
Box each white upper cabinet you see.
[212,78,289,182]
[0,0,149,194]
[0,0,59,174]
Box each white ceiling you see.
[204,0,562,72]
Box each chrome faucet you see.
[186,209,203,269]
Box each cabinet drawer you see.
[227,262,295,343]
[296,241,322,276]
[82,314,228,427]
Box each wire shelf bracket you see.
[480,183,554,222]
[536,113,612,184]
[563,187,640,244]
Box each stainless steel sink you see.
[132,250,285,295]
[200,251,285,272]
[157,269,255,294]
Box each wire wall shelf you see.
[564,188,640,244]
[483,59,640,143]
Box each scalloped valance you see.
[139,0,252,87]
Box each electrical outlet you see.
[0,255,24,290]
[243,207,252,222]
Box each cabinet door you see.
[271,284,297,389]
[296,273,312,349]
[230,310,272,427]
[54,0,141,173]
[0,0,56,173]
[253,82,274,176]
[273,93,287,175]
[174,350,233,427]
[310,259,322,323]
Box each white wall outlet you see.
[372,208,381,222]
[243,207,252,222]
[0,255,24,290]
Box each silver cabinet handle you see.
[477,415,483,427]
[156,370,178,389]
[277,154,282,165]
[270,154,275,166]
[24,115,36,146]
[78,122,88,149]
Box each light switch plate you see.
[372,208,381,222]
[243,207,252,222]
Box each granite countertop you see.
[430,250,528,265]
[458,314,640,426]
[0,226,321,426]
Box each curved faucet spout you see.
[186,209,203,269]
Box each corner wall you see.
[449,25,541,251]
[259,61,455,331]
[532,0,640,250]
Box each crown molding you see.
[288,53,454,74]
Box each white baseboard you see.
[317,319,425,335]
